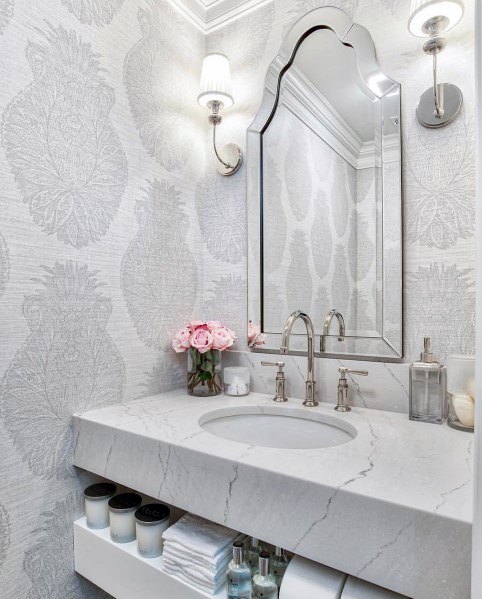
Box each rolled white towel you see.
[162,514,239,560]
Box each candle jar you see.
[108,493,142,543]
[84,483,117,529]
[224,367,250,396]
[447,354,475,432]
[135,503,170,558]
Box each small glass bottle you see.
[409,337,447,424]
[270,547,289,588]
[227,541,253,599]
[245,537,262,575]
[253,552,278,598]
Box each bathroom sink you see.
[199,406,356,449]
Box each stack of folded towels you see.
[161,513,243,595]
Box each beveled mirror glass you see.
[247,7,402,360]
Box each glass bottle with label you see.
[227,541,252,599]
[253,552,278,599]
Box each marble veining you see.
[74,390,472,599]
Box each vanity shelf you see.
[73,517,226,599]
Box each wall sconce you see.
[408,0,464,128]
[198,53,243,176]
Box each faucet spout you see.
[320,308,345,353]
[280,310,317,407]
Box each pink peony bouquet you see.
[172,320,236,354]
[173,321,236,396]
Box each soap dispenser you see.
[409,337,447,424]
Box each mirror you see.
[247,7,402,360]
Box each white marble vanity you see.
[73,391,473,599]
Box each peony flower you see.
[188,320,204,331]
[212,326,236,351]
[190,326,213,353]
[206,320,221,332]
[248,320,266,347]
[172,327,191,353]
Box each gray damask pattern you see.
[0,504,10,569]
[1,261,126,480]
[141,361,185,396]
[0,0,13,34]
[24,493,106,598]
[1,24,127,248]
[61,0,125,26]
[405,263,475,361]
[0,232,9,297]
[121,179,198,349]
[286,230,312,312]
[204,274,247,336]
[331,245,350,318]
[124,1,197,171]
[282,0,359,34]
[405,114,475,249]
[195,170,247,264]
[208,1,274,73]
[285,128,311,221]
[311,191,332,279]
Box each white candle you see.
[108,493,142,543]
[84,483,116,530]
[135,503,170,558]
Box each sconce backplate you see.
[416,83,463,128]
[216,143,243,176]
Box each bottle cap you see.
[84,483,116,501]
[233,541,244,565]
[135,503,170,526]
[259,551,270,576]
[275,547,285,557]
[421,337,438,363]
[108,493,142,513]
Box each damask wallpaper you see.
[0,0,476,597]
[0,0,204,596]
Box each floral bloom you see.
[212,326,236,351]
[190,326,214,353]
[248,320,266,347]
[172,327,191,353]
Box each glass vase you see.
[187,348,222,397]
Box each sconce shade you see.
[198,53,234,109]
[408,0,464,36]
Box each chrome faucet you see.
[280,310,317,407]
[336,367,368,412]
[320,308,345,353]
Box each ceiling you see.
[169,0,270,31]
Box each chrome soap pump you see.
[409,337,447,424]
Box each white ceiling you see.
[168,0,270,31]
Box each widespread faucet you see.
[280,310,317,407]
[320,308,345,353]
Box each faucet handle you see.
[261,361,288,402]
[338,367,368,378]
[261,361,285,373]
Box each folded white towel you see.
[162,553,231,585]
[162,514,239,560]
[162,547,229,574]
[162,536,241,570]
[162,561,224,595]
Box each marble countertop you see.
[73,391,473,599]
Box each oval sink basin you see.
[199,406,356,449]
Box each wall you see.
[0,0,205,596]
[204,0,475,408]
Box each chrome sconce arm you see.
[208,100,243,176]
[408,0,464,128]
[198,54,243,176]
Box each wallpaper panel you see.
[0,0,205,596]
[203,0,475,367]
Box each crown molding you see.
[167,0,271,32]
